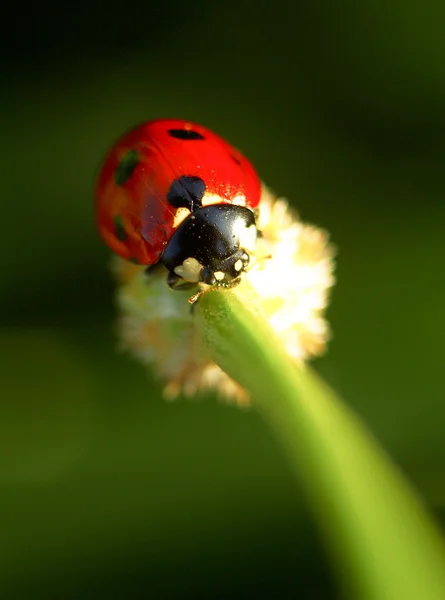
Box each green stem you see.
[196,284,445,600]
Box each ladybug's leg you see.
[166,271,198,291]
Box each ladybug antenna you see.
[188,277,245,309]
[245,252,273,273]
[188,285,218,307]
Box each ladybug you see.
[95,118,262,289]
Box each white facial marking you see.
[173,207,192,228]
[174,257,203,282]
[214,271,225,281]
[234,259,243,272]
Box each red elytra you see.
[95,118,262,265]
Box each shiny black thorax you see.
[161,204,256,287]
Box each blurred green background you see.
[2,1,445,597]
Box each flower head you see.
[113,187,335,404]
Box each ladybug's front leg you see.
[166,271,198,291]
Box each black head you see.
[161,204,257,287]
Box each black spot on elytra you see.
[167,176,206,212]
[231,154,241,165]
[168,129,205,140]
[114,215,127,241]
[115,149,139,185]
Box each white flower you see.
[113,186,336,405]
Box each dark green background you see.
[2,1,445,597]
